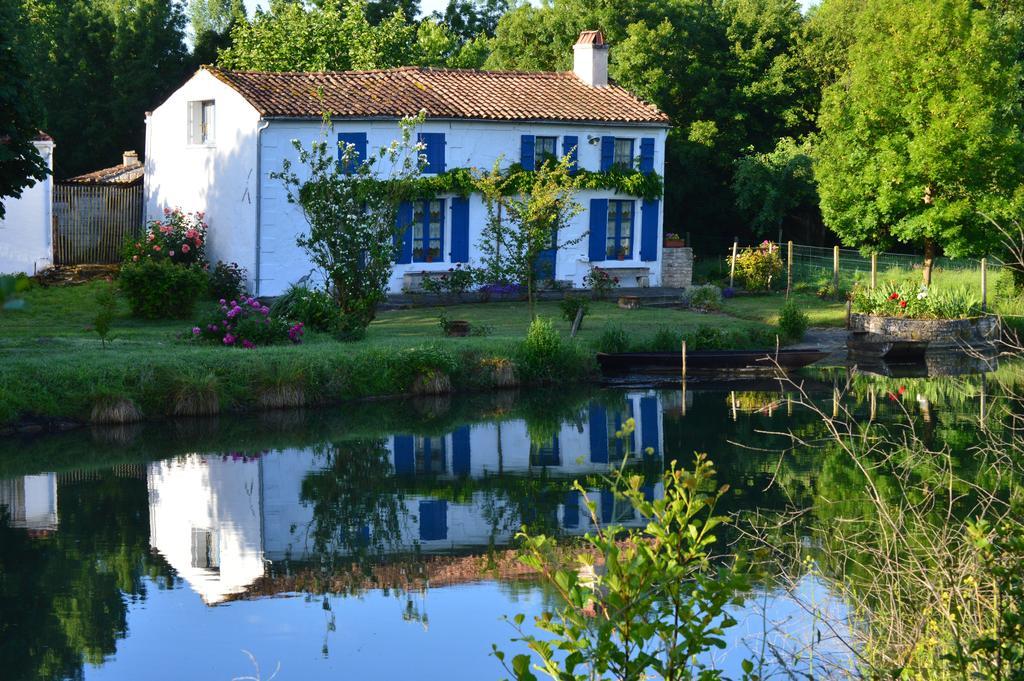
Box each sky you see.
[243,0,820,20]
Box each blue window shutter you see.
[337,132,367,174]
[562,135,578,172]
[450,196,469,263]
[588,402,608,463]
[394,202,414,264]
[419,500,448,541]
[600,136,615,171]
[639,137,654,174]
[640,199,659,262]
[393,435,414,475]
[600,489,615,524]
[417,133,446,173]
[588,198,608,262]
[452,425,471,476]
[520,135,536,171]
[640,396,659,456]
[563,490,580,528]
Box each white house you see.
[144,31,671,296]
[0,135,54,275]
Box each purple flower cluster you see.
[189,296,301,348]
[288,321,305,343]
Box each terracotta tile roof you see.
[204,65,669,126]
[64,162,144,185]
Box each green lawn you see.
[0,282,777,425]
[720,292,848,328]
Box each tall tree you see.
[815,0,1024,283]
[0,0,49,219]
[189,0,246,64]
[435,0,508,42]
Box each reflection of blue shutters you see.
[418,133,446,173]
[641,484,655,501]
[600,136,615,171]
[395,202,414,264]
[520,135,536,171]
[588,199,608,262]
[600,489,615,524]
[563,490,579,528]
[452,425,471,476]
[562,135,578,172]
[639,137,654,174]
[419,500,448,540]
[450,197,470,263]
[640,396,659,456]
[640,199,659,262]
[394,435,414,475]
[337,132,367,174]
[588,403,608,463]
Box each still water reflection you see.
[0,372,1007,680]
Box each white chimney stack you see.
[123,150,139,167]
[573,30,609,88]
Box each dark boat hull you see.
[596,349,828,374]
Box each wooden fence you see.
[53,183,143,265]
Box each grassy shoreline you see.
[0,281,785,429]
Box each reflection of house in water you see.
[0,474,58,531]
[147,391,666,604]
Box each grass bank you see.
[0,282,776,427]
[720,292,848,327]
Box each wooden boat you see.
[596,349,828,375]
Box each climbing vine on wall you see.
[366,165,664,201]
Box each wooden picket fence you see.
[52,183,143,265]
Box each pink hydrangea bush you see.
[191,297,304,348]
[123,208,208,266]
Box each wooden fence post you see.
[786,240,793,298]
[981,258,988,312]
[729,238,738,288]
[833,245,840,289]
[871,253,877,289]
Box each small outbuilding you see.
[0,134,55,275]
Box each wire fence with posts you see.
[708,239,1005,310]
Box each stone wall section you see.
[662,246,692,289]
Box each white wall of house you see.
[0,139,54,275]
[257,119,668,296]
[144,70,262,287]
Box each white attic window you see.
[188,100,215,145]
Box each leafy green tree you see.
[189,0,246,65]
[733,136,819,240]
[434,0,508,42]
[0,0,49,219]
[219,0,419,71]
[815,0,1024,284]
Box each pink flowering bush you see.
[123,208,208,266]
[120,208,210,319]
[191,297,304,348]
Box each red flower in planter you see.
[899,300,907,309]
[889,292,899,301]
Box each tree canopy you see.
[815,0,1024,278]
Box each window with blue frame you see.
[606,200,634,259]
[411,199,445,263]
[415,435,446,474]
[535,136,557,166]
[530,435,560,467]
[613,138,634,168]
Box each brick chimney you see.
[573,30,609,87]
[123,150,139,167]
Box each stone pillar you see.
[662,246,692,289]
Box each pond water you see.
[0,368,1012,680]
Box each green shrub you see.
[595,323,631,353]
[119,259,208,319]
[517,317,569,382]
[559,295,590,328]
[209,261,247,301]
[685,284,721,311]
[733,241,783,291]
[649,326,683,352]
[689,324,726,350]
[778,298,809,342]
[270,284,338,332]
[93,282,117,347]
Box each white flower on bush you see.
[917,285,929,300]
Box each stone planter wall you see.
[849,313,999,342]
[662,246,693,289]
